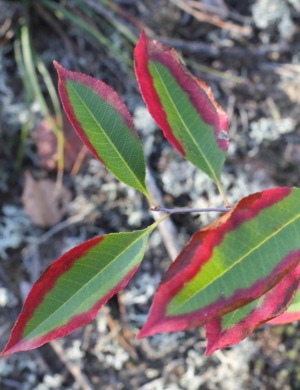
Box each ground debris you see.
[21,171,72,228]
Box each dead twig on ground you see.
[31,349,53,377]
[170,0,252,35]
[224,43,300,57]
[186,0,253,23]
[258,63,300,78]
[50,339,95,390]
[158,36,218,55]
[105,310,139,360]
[226,95,236,126]
[70,146,89,177]
[187,0,228,17]
[237,104,249,134]
[157,36,298,58]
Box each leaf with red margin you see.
[268,287,300,325]
[204,265,300,355]
[134,31,229,186]
[137,187,300,338]
[1,222,159,355]
[54,62,151,202]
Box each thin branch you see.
[146,167,182,261]
[151,206,231,215]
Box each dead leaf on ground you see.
[22,171,72,228]
[33,115,90,171]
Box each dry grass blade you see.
[40,0,134,77]
[80,0,138,44]
[97,0,155,35]
[186,59,251,84]
[20,21,65,187]
[33,2,79,70]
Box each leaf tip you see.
[204,347,214,356]
[53,60,64,76]
[137,317,165,339]
[0,339,24,356]
[0,347,15,357]
[138,29,146,41]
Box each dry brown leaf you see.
[34,115,90,171]
[22,171,72,228]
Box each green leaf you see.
[138,187,300,338]
[268,286,300,325]
[205,264,300,355]
[134,31,229,196]
[54,62,153,203]
[1,222,159,355]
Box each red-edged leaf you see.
[54,62,151,201]
[134,31,228,186]
[138,187,300,338]
[268,287,300,325]
[1,223,158,355]
[205,265,300,355]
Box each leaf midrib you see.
[68,81,146,193]
[23,228,153,341]
[169,211,300,315]
[151,61,221,186]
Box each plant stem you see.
[216,181,231,208]
[150,206,231,215]
[155,213,170,223]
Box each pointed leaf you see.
[1,223,158,355]
[138,187,300,338]
[134,31,229,185]
[205,265,300,355]
[54,62,150,201]
[268,287,300,325]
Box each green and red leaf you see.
[1,223,158,355]
[268,287,300,325]
[205,265,300,355]
[138,187,300,338]
[134,31,228,185]
[54,62,151,201]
